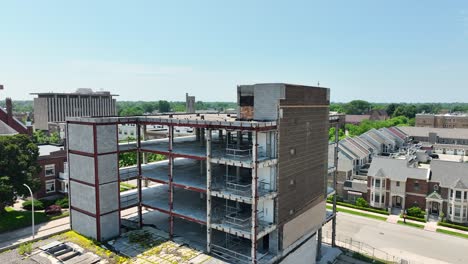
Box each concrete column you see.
[137,124,143,228]
[218,130,223,143]
[169,126,174,238]
[251,131,258,263]
[200,128,205,146]
[206,129,212,253]
[196,128,200,141]
[316,228,322,261]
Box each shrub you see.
[39,198,56,208]
[55,197,69,208]
[438,221,468,232]
[355,197,369,208]
[22,199,44,211]
[18,242,32,255]
[401,215,426,223]
[45,205,62,215]
[407,206,425,218]
[335,201,389,215]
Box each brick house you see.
[367,157,429,213]
[429,160,468,224]
[36,144,68,198]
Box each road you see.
[323,212,468,264]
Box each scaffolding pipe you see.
[332,122,339,247]
[206,129,213,253]
[251,131,258,263]
[136,123,143,228]
[142,124,149,187]
[169,125,174,238]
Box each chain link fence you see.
[322,231,424,264]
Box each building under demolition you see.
[66,83,331,263]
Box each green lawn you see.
[120,182,137,192]
[436,229,468,239]
[327,205,387,221]
[0,207,69,234]
[397,220,424,229]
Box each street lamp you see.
[23,184,34,239]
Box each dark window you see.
[456,191,462,199]
[414,181,420,191]
[396,181,400,187]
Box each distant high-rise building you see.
[416,113,468,129]
[32,89,118,130]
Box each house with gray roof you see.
[429,160,468,224]
[367,157,429,212]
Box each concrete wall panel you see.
[282,201,325,249]
[70,181,96,214]
[71,209,97,240]
[69,153,95,184]
[68,123,94,153]
[98,154,118,184]
[254,84,285,121]
[97,125,117,153]
[100,211,120,241]
[99,182,119,214]
[280,234,317,264]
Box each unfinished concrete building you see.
[66,83,330,263]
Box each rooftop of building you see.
[67,113,277,129]
[38,144,65,156]
[416,112,468,117]
[0,119,18,135]
[345,115,370,123]
[368,156,429,181]
[31,88,119,96]
[398,126,468,140]
[430,160,468,189]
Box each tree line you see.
[330,100,468,119]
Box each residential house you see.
[429,160,468,224]
[36,144,68,198]
[367,157,429,212]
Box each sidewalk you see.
[0,216,70,249]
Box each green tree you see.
[343,100,372,115]
[48,132,61,144]
[385,103,400,117]
[0,135,41,213]
[329,127,346,142]
[158,100,171,112]
[33,130,48,144]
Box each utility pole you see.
[332,122,339,247]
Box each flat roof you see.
[398,126,468,140]
[67,113,277,129]
[31,92,119,96]
[38,144,64,156]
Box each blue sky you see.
[0,1,467,102]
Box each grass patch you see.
[327,205,387,221]
[351,252,387,264]
[120,182,137,192]
[327,200,389,215]
[0,207,69,234]
[397,220,424,229]
[55,231,129,263]
[400,214,426,223]
[436,229,468,239]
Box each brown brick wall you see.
[36,150,66,198]
[277,86,329,225]
[405,178,428,195]
[406,194,426,209]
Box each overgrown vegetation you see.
[116,101,237,116]
[18,242,32,255]
[351,252,387,264]
[56,231,129,263]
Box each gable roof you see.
[368,157,429,181]
[430,160,468,189]
[345,115,370,123]
[0,119,18,135]
[426,191,443,200]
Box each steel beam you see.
[206,129,213,253]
